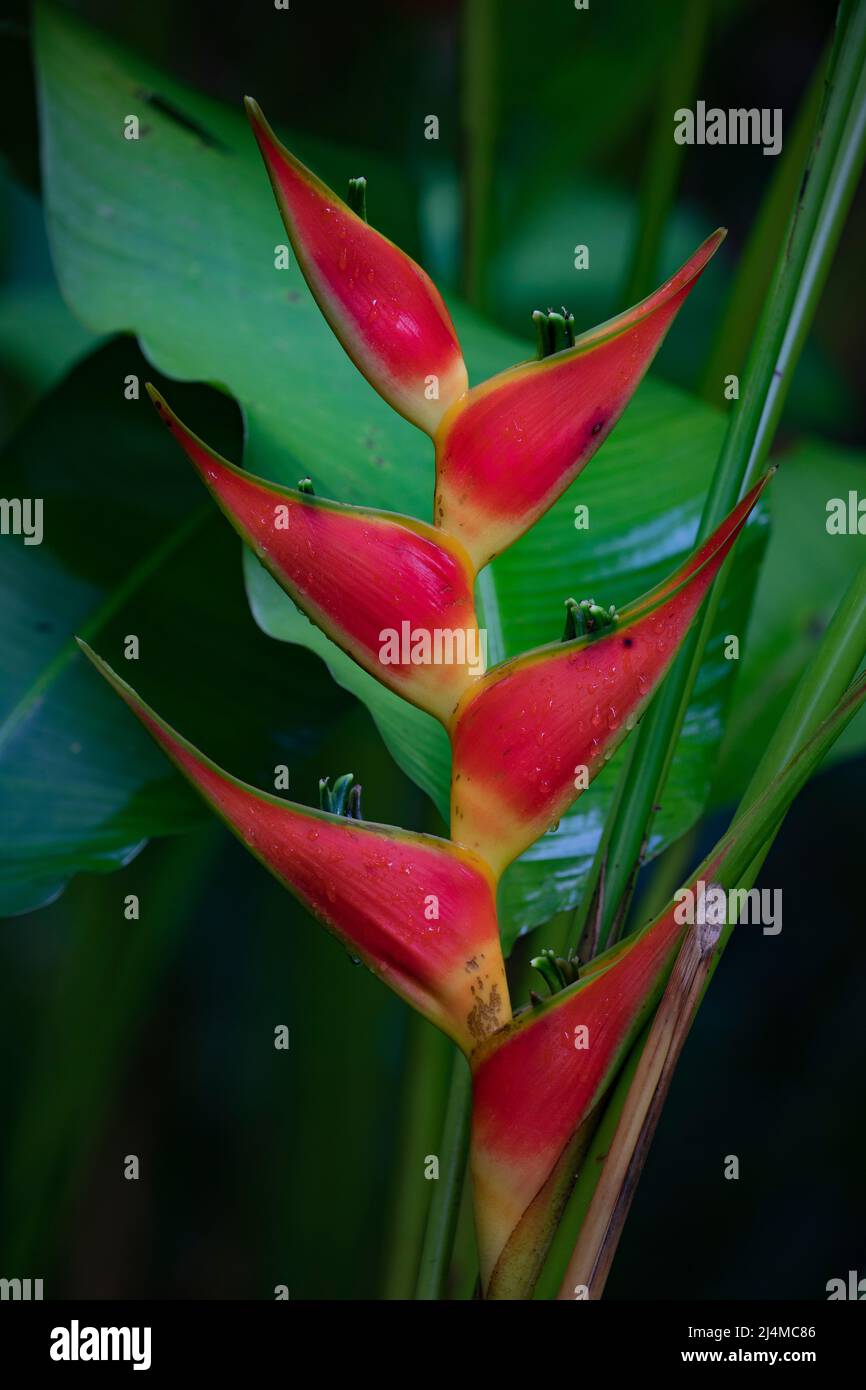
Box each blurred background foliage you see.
[0,0,864,1298]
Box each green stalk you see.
[534,1020,649,1299]
[0,504,209,757]
[538,559,866,1296]
[743,558,866,791]
[632,822,699,927]
[567,0,866,958]
[621,0,710,307]
[712,553,866,951]
[461,0,498,311]
[381,1017,452,1298]
[450,1175,481,1299]
[698,46,827,401]
[414,1053,473,1299]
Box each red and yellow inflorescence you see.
[83,102,770,1297]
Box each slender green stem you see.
[533,1020,649,1299]
[711,552,866,942]
[621,0,710,307]
[450,1169,481,1299]
[380,1017,451,1298]
[461,0,498,311]
[632,822,699,926]
[414,1052,473,1299]
[699,45,827,401]
[567,0,866,958]
[0,503,210,756]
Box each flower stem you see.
[380,1017,451,1298]
[414,1051,473,1299]
[698,41,827,400]
[569,0,866,958]
[711,553,866,941]
[461,0,498,312]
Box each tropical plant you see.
[83,21,866,1296]
[3,0,865,1300]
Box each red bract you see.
[470,892,690,1298]
[245,98,468,435]
[450,477,769,875]
[148,386,482,723]
[79,643,509,1056]
[433,231,725,568]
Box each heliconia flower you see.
[77,642,510,1056]
[147,386,482,724]
[469,667,866,1297]
[245,97,468,435]
[433,230,726,569]
[449,475,770,875]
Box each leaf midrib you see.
[0,504,210,758]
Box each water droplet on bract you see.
[638,673,649,693]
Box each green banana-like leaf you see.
[0,342,350,916]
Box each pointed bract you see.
[470,890,692,1298]
[245,98,468,435]
[78,644,510,1055]
[434,231,726,568]
[149,387,482,724]
[450,477,769,875]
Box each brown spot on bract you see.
[467,983,503,1040]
